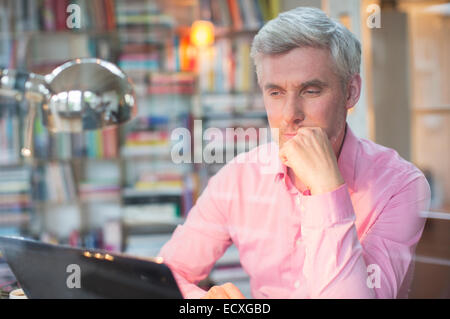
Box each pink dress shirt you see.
[158,124,431,298]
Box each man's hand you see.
[279,127,344,195]
[201,282,246,299]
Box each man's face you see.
[258,47,351,155]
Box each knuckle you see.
[214,286,225,293]
[223,282,234,289]
[210,286,218,294]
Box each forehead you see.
[258,47,338,85]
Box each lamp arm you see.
[0,68,48,158]
[21,100,36,157]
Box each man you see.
[159,7,430,298]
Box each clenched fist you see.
[201,282,246,299]
[279,127,345,195]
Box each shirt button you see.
[294,280,300,289]
[300,204,305,212]
[296,239,302,246]
[295,196,301,206]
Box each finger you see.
[293,128,312,145]
[296,126,315,135]
[280,156,289,166]
[296,127,326,148]
[279,138,301,167]
[221,283,246,299]
[204,286,230,299]
[278,149,290,166]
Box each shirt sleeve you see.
[158,171,233,299]
[298,173,430,299]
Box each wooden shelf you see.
[413,107,450,114]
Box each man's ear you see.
[345,74,362,110]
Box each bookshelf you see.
[194,0,276,192]
[191,0,282,296]
[0,0,196,249]
[0,0,285,297]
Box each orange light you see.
[190,20,215,47]
[83,251,92,258]
[105,254,114,261]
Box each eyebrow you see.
[263,79,329,91]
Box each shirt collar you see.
[271,123,359,193]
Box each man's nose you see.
[281,95,305,127]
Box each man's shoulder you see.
[356,137,426,189]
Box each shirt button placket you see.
[295,195,301,206]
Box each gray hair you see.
[250,7,361,85]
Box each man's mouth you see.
[283,133,297,139]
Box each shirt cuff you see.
[301,183,355,228]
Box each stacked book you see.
[122,187,183,226]
[32,162,77,204]
[202,0,281,32]
[198,37,257,94]
[121,117,171,157]
[33,125,119,160]
[115,0,174,29]
[0,0,116,33]
[124,232,172,258]
[147,72,196,95]
[122,160,195,223]
[81,129,119,159]
[116,0,174,85]
[0,166,32,236]
[0,99,20,166]
[201,92,265,114]
[78,181,120,203]
[133,171,184,195]
[0,0,117,72]
[79,160,121,203]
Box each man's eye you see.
[304,90,321,95]
[269,91,281,96]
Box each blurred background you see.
[0,0,448,298]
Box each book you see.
[227,0,243,30]
[0,2,12,68]
[122,203,179,226]
[32,162,76,203]
[240,0,262,30]
[198,37,256,94]
[217,0,232,29]
[124,233,172,257]
[210,0,224,27]
[42,0,56,31]
[0,165,32,234]
[54,0,69,31]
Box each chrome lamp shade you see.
[0,58,137,157]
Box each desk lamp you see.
[0,58,137,157]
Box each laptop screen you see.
[0,236,183,299]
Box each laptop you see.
[0,236,183,299]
